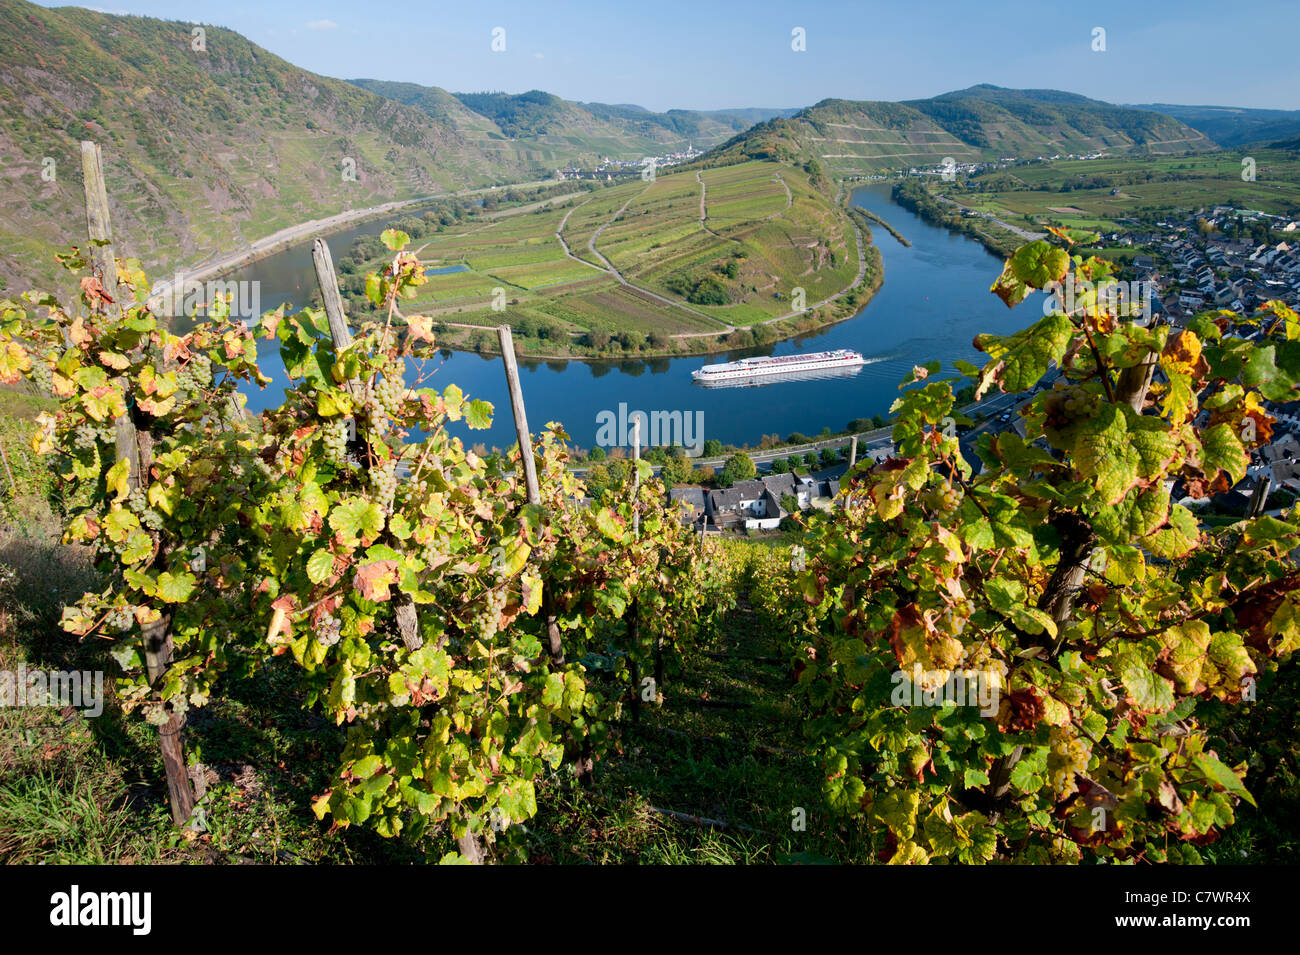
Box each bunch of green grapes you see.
[316,612,342,648]
[126,486,165,532]
[174,353,213,402]
[473,586,508,640]
[532,533,557,563]
[374,370,405,420]
[105,604,134,632]
[371,458,398,514]
[321,418,351,468]
[921,480,961,516]
[1047,727,1091,797]
[71,420,113,451]
[1045,382,1103,430]
[419,535,446,568]
[29,357,54,394]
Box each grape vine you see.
[0,230,730,861]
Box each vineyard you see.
[3,150,1300,864]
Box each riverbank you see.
[849,204,910,247]
[888,179,1028,259]
[147,179,555,307]
[324,166,882,363]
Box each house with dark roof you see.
[705,479,774,529]
[668,486,707,526]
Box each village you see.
[554,145,704,181]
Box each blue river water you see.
[226,184,1041,451]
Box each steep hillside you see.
[1132,102,1300,148]
[706,86,1215,178]
[0,1,538,291]
[350,82,760,164]
[907,85,1213,153]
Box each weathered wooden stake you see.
[0,438,17,499]
[497,325,564,667]
[312,239,366,404]
[632,415,641,539]
[315,238,487,854]
[1247,474,1272,519]
[81,141,195,827]
[313,238,421,655]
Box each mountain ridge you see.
[0,0,1229,295]
[704,88,1216,175]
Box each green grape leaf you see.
[974,313,1072,397]
[155,571,196,603]
[1193,754,1256,808]
[380,229,410,252]
[1199,423,1249,487]
[465,399,493,430]
[329,497,385,547]
[990,241,1069,307]
[306,549,336,584]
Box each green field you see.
[935,150,1300,238]
[347,159,868,357]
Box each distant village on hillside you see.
[555,145,703,181]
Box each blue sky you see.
[49,0,1300,111]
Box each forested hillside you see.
[706,86,1214,177]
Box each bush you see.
[688,277,729,307]
[718,452,756,488]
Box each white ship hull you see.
[691,349,867,384]
[692,363,868,389]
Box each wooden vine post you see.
[313,238,492,860]
[627,417,642,722]
[495,325,592,783]
[81,141,196,826]
[496,325,564,666]
[312,239,421,655]
[1247,474,1271,520]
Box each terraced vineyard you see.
[925,150,1300,244]
[353,159,870,355]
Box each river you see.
[224,184,1042,451]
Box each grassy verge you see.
[522,594,870,863]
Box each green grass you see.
[346,159,868,352]
[936,149,1300,233]
[521,594,870,864]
